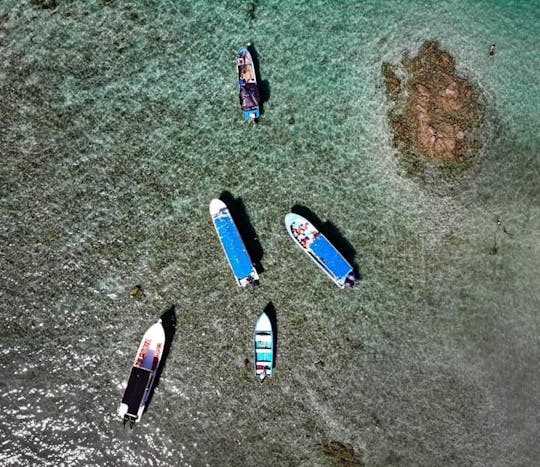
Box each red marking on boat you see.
[136,339,151,366]
[152,343,163,369]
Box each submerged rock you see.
[31,0,57,9]
[319,441,364,466]
[130,285,145,301]
[382,41,483,162]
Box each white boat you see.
[254,311,274,381]
[118,320,165,427]
[210,199,259,287]
[285,213,357,288]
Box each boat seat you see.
[256,353,272,362]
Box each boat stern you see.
[118,402,129,419]
[118,403,139,428]
[243,108,260,122]
[342,271,359,288]
[238,270,259,287]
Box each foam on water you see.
[1,0,538,465]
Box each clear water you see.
[0,1,538,465]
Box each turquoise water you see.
[1,1,538,465]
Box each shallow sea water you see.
[0,1,538,466]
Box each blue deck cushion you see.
[309,235,352,282]
[214,214,253,280]
[243,108,260,120]
[256,351,273,362]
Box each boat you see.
[118,320,165,428]
[284,213,357,288]
[237,47,260,122]
[210,199,259,287]
[254,311,274,381]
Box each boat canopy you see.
[213,213,254,280]
[309,235,352,283]
[240,83,260,110]
[121,366,152,417]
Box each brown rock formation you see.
[382,41,483,162]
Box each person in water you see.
[488,44,496,57]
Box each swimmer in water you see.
[488,44,496,57]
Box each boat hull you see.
[119,320,165,426]
[237,47,260,122]
[285,213,356,288]
[254,312,273,380]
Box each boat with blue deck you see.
[237,47,260,122]
[285,213,357,288]
[254,311,274,381]
[210,199,259,287]
[118,319,165,428]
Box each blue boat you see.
[237,47,260,122]
[285,213,357,288]
[254,311,273,381]
[210,199,259,286]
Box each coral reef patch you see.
[318,441,364,467]
[382,41,483,163]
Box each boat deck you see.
[213,210,254,280]
[238,63,256,83]
[121,366,152,417]
[309,235,352,282]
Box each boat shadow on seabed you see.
[291,204,363,282]
[139,305,177,422]
[219,190,265,275]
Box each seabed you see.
[0,1,538,466]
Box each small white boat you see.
[254,311,274,381]
[210,198,259,287]
[118,320,165,428]
[285,213,357,288]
